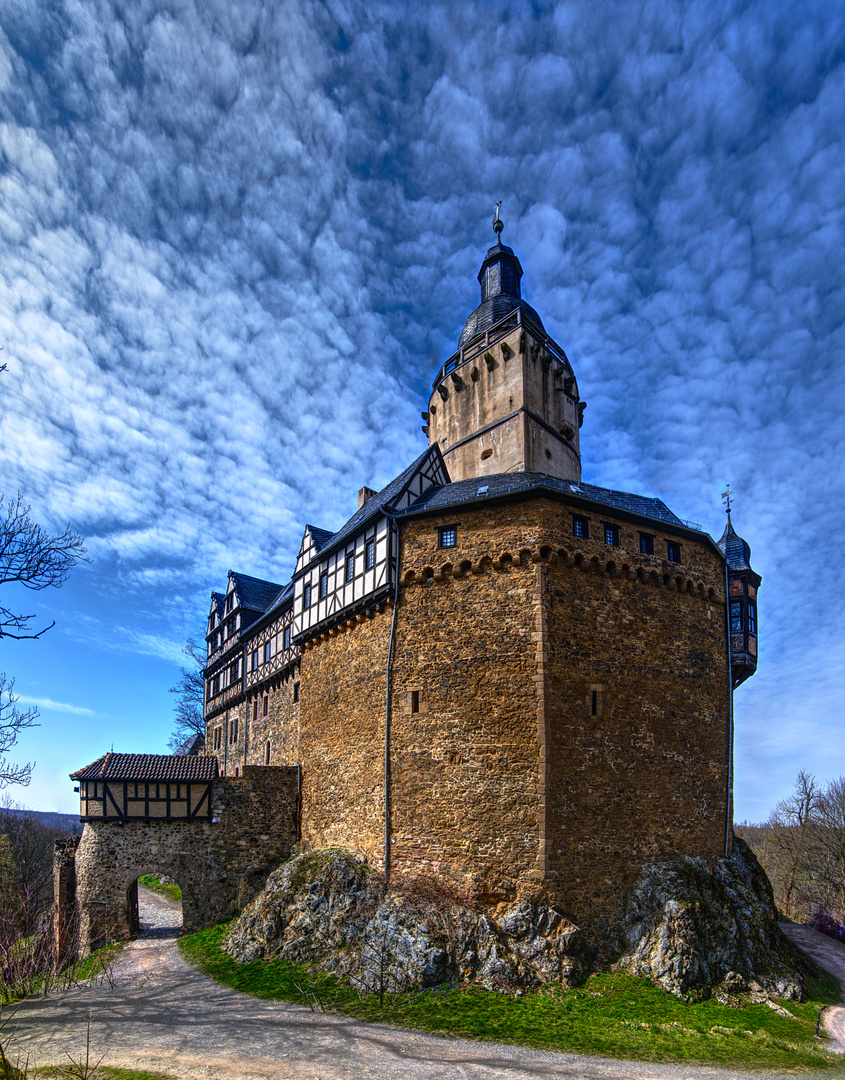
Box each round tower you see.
[718,507,761,688]
[424,212,584,484]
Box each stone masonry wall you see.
[390,507,540,905]
[298,611,392,865]
[65,766,298,955]
[392,495,728,924]
[533,501,730,927]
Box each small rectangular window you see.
[365,539,375,570]
[667,540,681,563]
[251,649,258,671]
[283,625,291,650]
[225,593,234,614]
[319,571,328,599]
[748,603,757,635]
[303,582,312,608]
[438,525,458,548]
[264,641,271,664]
[263,695,269,717]
[572,515,589,539]
[411,690,420,713]
[639,533,654,556]
[293,682,300,703]
[591,690,598,716]
[603,524,619,547]
[253,699,258,722]
[345,551,355,582]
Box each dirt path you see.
[6,892,842,1080]
[781,922,845,1053]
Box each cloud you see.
[15,695,94,716]
[0,0,844,819]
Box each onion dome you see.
[458,220,545,348]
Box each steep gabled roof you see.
[316,446,447,559]
[71,753,218,782]
[306,526,333,551]
[230,571,285,613]
[397,472,689,529]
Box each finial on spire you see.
[721,484,734,515]
[493,200,503,235]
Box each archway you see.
[126,872,184,940]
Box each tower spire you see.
[493,200,503,236]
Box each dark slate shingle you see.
[397,472,689,528]
[231,571,285,613]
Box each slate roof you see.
[315,447,437,558]
[305,526,334,551]
[71,753,218,782]
[230,571,285,612]
[397,472,689,528]
[265,579,294,615]
[717,514,754,570]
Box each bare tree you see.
[0,493,88,641]
[0,679,37,789]
[168,638,206,753]
[0,494,88,787]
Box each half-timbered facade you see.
[72,753,217,822]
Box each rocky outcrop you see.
[224,839,810,1002]
[224,849,588,992]
[618,836,810,1001]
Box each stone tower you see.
[425,216,584,483]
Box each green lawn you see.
[137,876,182,904]
[179,921,843,1070]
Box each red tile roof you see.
[71,753,218,782]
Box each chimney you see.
[358,485,378,510]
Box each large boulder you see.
[618,836,809,1001]
[224,849,588,992]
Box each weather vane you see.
[493,200,503,235]
[721,484,734,514]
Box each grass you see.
[180,921,844,1070]
[137,876,181,904]
[1,942,122,1005]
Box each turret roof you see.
[717,513,754,571]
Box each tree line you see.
[736,770,845,925]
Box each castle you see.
[60,217,760,951]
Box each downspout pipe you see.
[384,511,401,883]
[724,558,734,858]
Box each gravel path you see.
[6,890,843,1080]
[780,922,845,1053]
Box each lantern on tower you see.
[717,489,761,688]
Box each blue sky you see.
[1,0,843,820]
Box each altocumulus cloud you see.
[0,0,843,820]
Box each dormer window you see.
[225,594,234,614]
